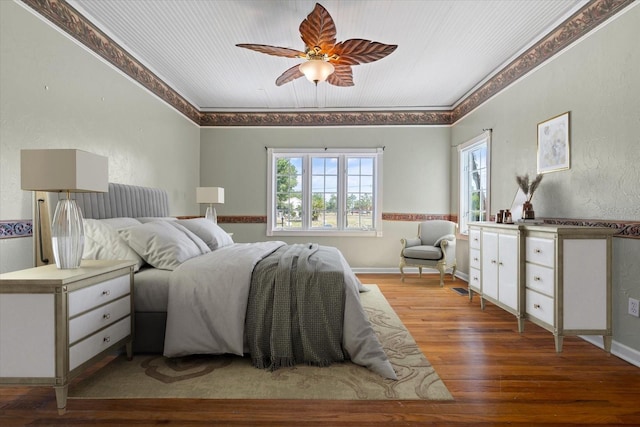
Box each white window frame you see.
[458,131,491,235]
[267,148,383,237]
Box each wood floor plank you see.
[1,273,639,425]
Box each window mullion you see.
[302,155,310,230]
[337,155,345,230]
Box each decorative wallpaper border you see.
[199,110,452,127]
[541,218,640,239]
[20,0,635,127]
[2,216,636,239]
[382,213,454,222]
[0,220,33,239]
[218,215,267,224]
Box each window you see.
[458,132,491,235]
[267,148,383,237]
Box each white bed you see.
[46,183,396,379]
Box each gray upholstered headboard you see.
[48,182,170,220]
[37,183,170,266]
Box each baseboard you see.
[351,267,439,274]
[352,267,469,282]
[580,335,640,368]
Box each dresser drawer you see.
[469,267,481,292]
[69,296,131,345]
[68,274,130,317]
[469,248,481,270]
[526,289,554,326]
[525,237,555,267]
[469,229,481,249]
[69,317,130,371]
[525,263,554,297]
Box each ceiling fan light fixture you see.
[299,59,335,84]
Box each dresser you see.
[523,225,615,352]
[468,222,615,351]
[468,222,525,332]
[0,259,136,414]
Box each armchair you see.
[399,220,457,286]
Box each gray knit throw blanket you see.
[246,243,345,371]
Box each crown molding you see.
[21,0,635,127]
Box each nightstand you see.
[0,259,136,414]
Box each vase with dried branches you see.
[516,173,543,219]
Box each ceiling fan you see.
[236,3,397,86]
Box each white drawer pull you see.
[534,276,541,281]
[473,257,478,261]
[103,336,111,343]
[534,248,542,254]
[534,304,541,309]
[102,290,111,296]
[103,313,111,320]
[473,276,478,281]
[491,260,497,264]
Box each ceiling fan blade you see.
[299,3,336,53]
[327,64,354,87]
[275,64,305,86]
[333,39,397,65]
[236,44,305,59]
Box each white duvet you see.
[164,241,397,379]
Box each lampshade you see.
[196,187,224,223]
[21,149,109,193]
[21,149,109,269]
[196,187,224,204]
[299,59,335,84]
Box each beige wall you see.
[0,1,200,273]
[200,126,451,269]
[451,5,640,355]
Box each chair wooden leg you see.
[399,259,405,282]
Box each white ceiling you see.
[65,0,588,112]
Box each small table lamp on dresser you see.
[197,186,224,223]
[20,149,108,269]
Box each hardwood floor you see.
[2,273,639,426]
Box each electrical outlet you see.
[629,297,640,318]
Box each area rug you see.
[69,285,452,401]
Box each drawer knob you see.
[103,313,111,320]
[103,336,111,343]
[473,257,478,261]
[534,248,542,254]
[533,304,541,309]
[534,276,541,281]
[102,290,111,296]
[491,260,497,264]
[474,238,478,241]
[498,262,503,266]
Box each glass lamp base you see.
[205,205,217,223]
[51,199,85,269]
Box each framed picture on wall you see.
[537,111,570,173]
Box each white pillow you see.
[176,218,234,251]
[136,217,177,223]
[99,217,142,229]
[118,220,210,270]
[82,219,144,271]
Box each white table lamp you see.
[196,187,224,223]
[21,149,108,269]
